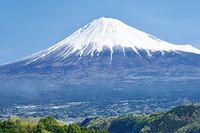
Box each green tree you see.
[15,119,26,133]
[46,115,57,124]
[37,122,45,133]
[1,118,16,132]
[68,124,81,133]
[0,120,2,133]
[0,122,2,133]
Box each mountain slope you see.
[1,17,200,69]
[77,104,200,133]
[0,17,200,119]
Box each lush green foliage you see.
[78,104,200,133]
[142,104,199,133]
[78,117,117,131]
[176,120,200,133]
[167,105,196,117]
[0,116,109,133]
[77,114,159,133]
[109,115,150,133]
[145,114,188,132]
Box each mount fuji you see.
[1,17,200,77]
[1,17,200,118]
[16,17,200,60]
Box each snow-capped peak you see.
[24,17,200,62]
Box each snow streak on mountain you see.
[21,17,200,64]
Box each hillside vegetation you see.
[1,104,200,133]
[77,104,200,133]
[0,115,109,133]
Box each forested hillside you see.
[77,104,200,133]
[1,104,200,133]
[0,116,108,133]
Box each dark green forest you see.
[77,104,200,133]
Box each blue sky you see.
[0,0,200,65]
